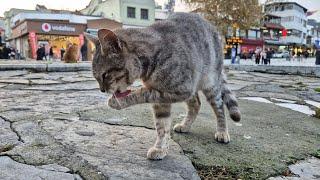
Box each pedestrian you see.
[303,50,309,60]
[36,44,46,60]
[261,49,267,65]
[36,45,43,60]
[291,51,296,61]
[0,47,3,59]
[81,42,88,61]
[49,46,54,60]
[266,48,272,65]
[10,47,16,59]
[316,49,320,65]
[297,50,302,62]
[255,48,261,64]
[60,47,65,61]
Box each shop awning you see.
[242,38,264,46]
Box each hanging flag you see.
[307,10,318,16]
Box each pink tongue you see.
[114,90,131,98]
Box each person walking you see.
[291,51,295,61]
[2,46,10,59]
[49,46,54,60]
[80,42,88,61]
[316,49,320,65]
[266,48,272,65]
[60,47,65,61]
[297,50,302,62]
[261,49,267,65]
[255,48,261,64]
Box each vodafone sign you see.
[42,23,52,32]
[41,23,76,33]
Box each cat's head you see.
[84,29,141,97]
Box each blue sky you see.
[0,0,319,21]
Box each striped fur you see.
[86,13,241,160]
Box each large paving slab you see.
[269,158,320,180]
[0,70,319,179]
[0,156,82,180]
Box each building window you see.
[127,7,136,18]
[141,9,149,20]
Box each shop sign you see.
[226,37,243,44]
[41,23,76,33]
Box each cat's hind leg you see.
[173,93,201,133]
[202,87,230,143]
[147,103,172,160]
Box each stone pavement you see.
[0,69,319,179]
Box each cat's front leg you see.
[147,103,172,160]
[108,87,191,109]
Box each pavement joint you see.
[0,115,25,144]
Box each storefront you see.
[10,20,86,59]
[225,37,264,59]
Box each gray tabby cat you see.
[85,13,241,160]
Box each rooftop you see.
[265,1,308,12]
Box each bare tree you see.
[183,0,262,35]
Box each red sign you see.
[29,32,37,59]
[282,29,287,37]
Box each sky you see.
[0,0,319,20]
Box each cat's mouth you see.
[113,90,131,98]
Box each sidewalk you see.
[224,57,318,67]
[0,59,91,72]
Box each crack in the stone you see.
[0,115,25,143]
[77,112,155,130]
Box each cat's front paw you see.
[173,123,190,133]
[215,131,230,143]
[147,147,168,160]
[107,96,123,110]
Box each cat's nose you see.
[100,87,106,93]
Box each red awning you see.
[242,38,264,46]
[264,23,285,30]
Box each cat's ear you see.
[98,29,122,55]
[83,32,99,44]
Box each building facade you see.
[9,12,101,59]
[81,0,155,28]
[307,19,320,46]
[261,13,286,50]
[3,5,81,42]
[264,1,308,46]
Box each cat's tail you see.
[222,81,241,122]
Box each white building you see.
[307,19,320,42]
[155,9,170,21]
[264,1,308,45]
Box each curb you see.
[227,65,320,78]
[0,63,92,72]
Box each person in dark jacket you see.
[316,49,320,65]
[80,42,88,61]
[36,45,45,60]
[266,48,273,65]
[2,46,10,59]
[49,47,54,60]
